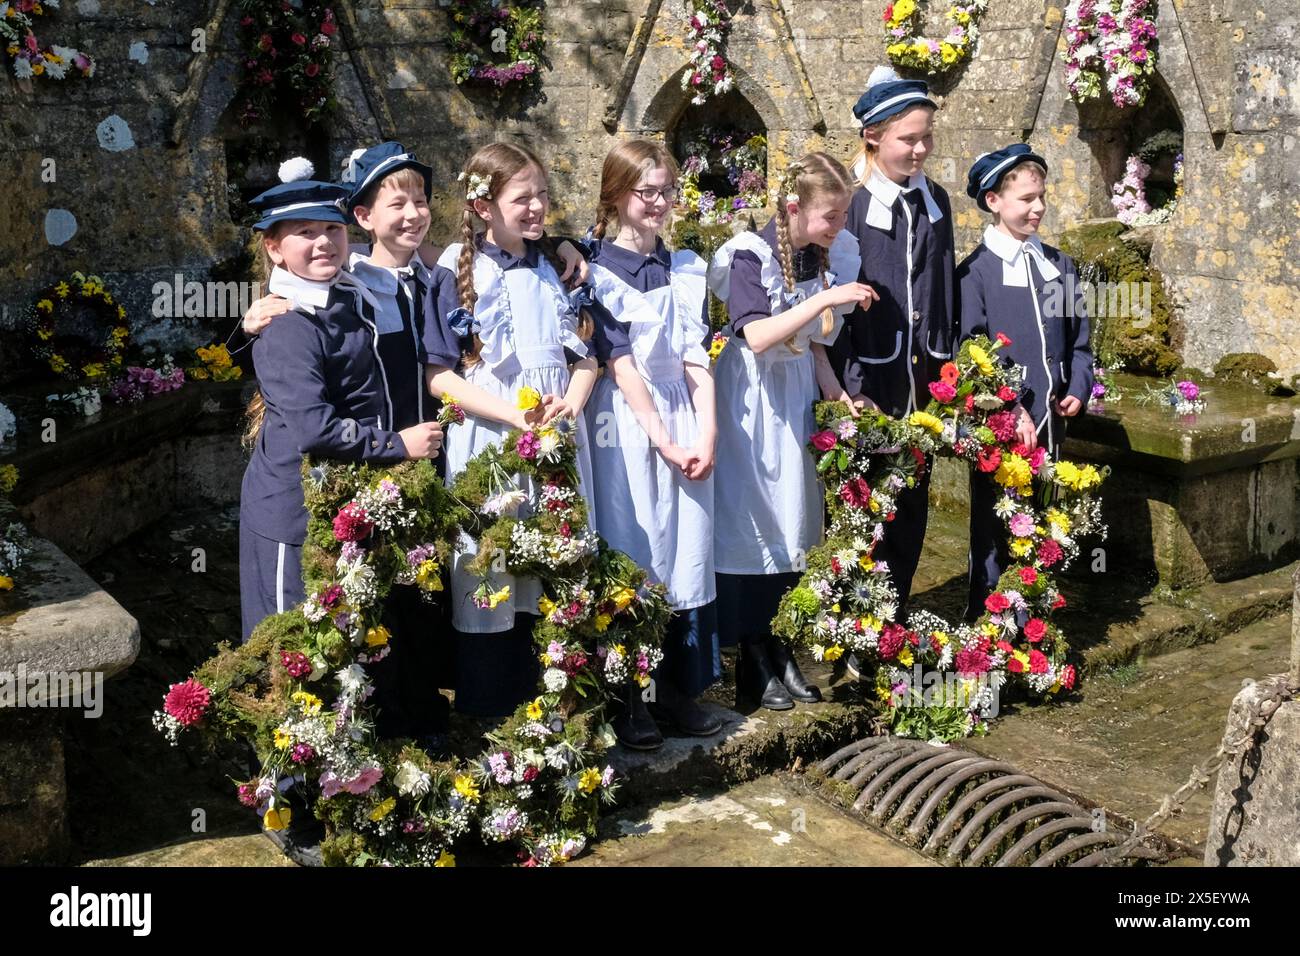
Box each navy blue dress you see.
[957,232,1094,615]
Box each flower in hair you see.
[457,170,492,201]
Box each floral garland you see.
[26,272,129,383]
[156,395,671,866]
[1133,378,1205,416]
[884,0,988,74]
[1088,362,1124,407]
[1064,0,1157,109]
[0,465,31,593]
[677,131,767,227]
[1,0,94,81]
[682,0,736,105]
[773,334,1107,742]
[107,356,185,405]
[234,0,337,126]
[445,0,544,90]
[1111,130,1183,226]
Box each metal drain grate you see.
[811,736,1163,867]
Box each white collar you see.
[267,266,334,314]
[982,224,1060,287]
[859,165,944,231]
[348,250,433,295]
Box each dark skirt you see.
[239,524,304,643]
[368,584,452,738]
[452,614,541,718]
[715,571,801,647]
[656,602,722,698]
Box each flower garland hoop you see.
[25,271,129,383]
[775,334,1108,742]
[445,0,545,90]
[234,0,338,126]
[676,130,767,227]
[682,0,737,105]
[883,0,988,74]
[1,0,95,82]
[1064,0,1157,109]
[1111,129,1182,226]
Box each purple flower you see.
[1091,382,1106,399]
[1176,380,1200,401]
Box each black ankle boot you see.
[765,636,822,703]
[650,679,724,736]
[612,682,664,751]
[736,640,793,711]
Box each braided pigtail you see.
[817,243,834,339]
[456,207,483,368]
[775,161,803,353]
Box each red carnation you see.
[321,19,338,36]
[838,477,872,508]
[1006,656,1025,673]
[711,55,725,70]
[1023,618,1047,643]
[811,430,838,451]
[1038,539,1064,567]
[291,32,307,45]
[320,584,345,610]
[332,502,374,543]
[304,61,320,77]
[996,640,1015,654]
[830,556,843,575]
[998,385,1018,402]
[522,766,539,783]
[1052,593,1067,610]
[877,623,907,659]
[929,380,957,403]
[987,410,1017,443]
[996,332,1012,346]
[1029,649,1049,674]
[984,592,1010,614]
[1061,664,1077,690]
[164,678,211,727]
[976,445,1002,473]
[955,647,991,676]
[911,446,927,477]
[1018,567,1039,587]
[964,393,976,414]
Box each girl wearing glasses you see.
[583,139,723,749]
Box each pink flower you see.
[987,410,1017,443]
[342,766,383,794]
[164,678,211,726]
[1023,618,1047,643]
[877,623,907,659]
[929,380,957,403]
[516,431,540,460]
[997,385,1018,402]
[985,592,1010,614]
[291,32,307,45]
[955,647,991,676]
[320,584,345,610]
[1019,567,1039,587]
[1009,513,1035,537]
[1176,380,1200,402]
[1038,539,1064,567]
[332,502,373,542]
[1061,664,1077,690]
[811,430,838,451]
[290,743,316,763]
[838,477,872,508]
[1029,650,1050,674]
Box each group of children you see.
[236,64,1093,757]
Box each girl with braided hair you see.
[707,152,878,711]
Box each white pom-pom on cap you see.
[867,65,901,88]
[278,156,315,183]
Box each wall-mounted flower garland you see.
[774,334,1107,743]
[1111,129,1182,226]
[883,0,988,74]
[0,0,94,81]
[234,0,338,126]
[676,130,767,227]
[682,0,736,105]
[1064,0,1157,108]
[445,0,544,90]
[0,464,30,594]
[26,272,129,383]
[156,401,672,866]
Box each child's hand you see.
[556,241,589,287]
[681,443,716,481]
[819,282,878,311]
[1055,395,1083,417]
[659,442,690,472]
[513,395,553,431]
[243,295,292,335]
[398,421,444,459]
[540,396,579,425]
[1014,404,1038,450]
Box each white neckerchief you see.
[854,162,944,231]
[267,267,334,315]
[348,249,434,295]
[981,225,1061,288]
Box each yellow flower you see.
[49,354,68,374]
[112,325,129,342]
[82,363,105,379]
[1056,460,1101,492]
[274,728,293,750]
[994,454,1032,490]
[0,465,18,495]
[190,368,210,381]
[863,614,883,632]
[893,0,916,19]
[434,850,456,867]
[968,344,994,376]
[0,575,13,591]
[538,595,556,617]
[37,328,53,341]
[858,554,875,571]
[611,587,636,612]
[454,774,480,801]
[263,806,292,831]
[31,61,44,75]
[526,699,544,720]
[577,768,602,794]
[594,612,612,632]
[934,631,949,646]
[886,42,908,59]
[635,672,652,688]
[55,282,70,298]
[910,41,929,58]
[36,298,53,313]
[823,645,844,662]
[365,625,390,647]
[415,559,443,592]
[898,646,914,667]
[517,386,542,411]
[909,410,944,434]
[612,643,626,658]
[707,336,727,361]
[369,797,397,821]
[940,42,959,64]
[116,305,126,320]
[1010,538,1033,557]
[291,691,322,715]
[487,586,510,609]
[1013,651,1030,670]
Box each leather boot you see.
[736,639,793,711]
[650,678,724,736]
[766,636,822,702]
[612,681,663,751]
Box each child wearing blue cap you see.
[239,158,446,646]
[958,143,1093,618]
[832,65,956,679]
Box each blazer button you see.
[386,441,394,449]
[912,355,918,365]
[911,310,921,323]
[371,440,378,448]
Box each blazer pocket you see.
[859,329,904,365]
[926,325,953,360]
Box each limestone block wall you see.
[0,0,1295,379]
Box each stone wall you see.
[1,0,1296,378]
